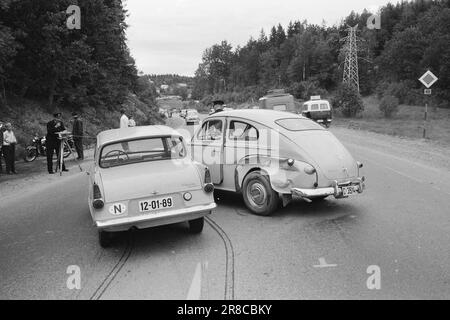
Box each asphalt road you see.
[1,120,449,300]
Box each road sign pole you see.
[419,70,438,140]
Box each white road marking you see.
[313,257,338,268]
[186,262,203,300]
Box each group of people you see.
[1,108,136,178]
[46,111,84,174]
[0,122,18,175]
[0,111,85,177]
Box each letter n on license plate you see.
[139,197,173,213]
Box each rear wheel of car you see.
[99,230,113,248]
[242,171,279,216]
[189,217,204,234]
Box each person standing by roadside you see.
[46,111,68,174]
[0,122,4,174]
[2,123,17,175]
[120,109,129,129]
[72,112,84,160]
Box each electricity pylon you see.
[342,25,360,93]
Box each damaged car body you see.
[190,109,365,216]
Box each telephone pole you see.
[342,25,360,93]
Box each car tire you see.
[99,230,113,248]
[189,217,204,234]
[242,171,279,216]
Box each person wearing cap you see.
[120,109,129,129]
[2,123,18,174]
[212,100,225,114]
[46,111,68,174]
[72,112,84,160]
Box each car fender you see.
[234,155,314,194]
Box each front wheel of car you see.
[99,230,113,248]
[242,171,279,216]
[189,217,204,234]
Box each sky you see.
[125,0,396,76]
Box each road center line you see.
[313,257,338,268]
[357,154,450,196]
[186,262,202,300]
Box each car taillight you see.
[204,168,212,184]
[93,183,104,209]
[204,168,214,193]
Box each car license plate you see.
[139,197,173,213]
[342,186,357,197]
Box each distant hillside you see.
[193,0,450,108]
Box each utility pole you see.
[342,25,360,93]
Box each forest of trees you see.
[192,0,450,108]
[0,0,156,113]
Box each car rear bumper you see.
[291,178,365,199]
[96,203,216,232]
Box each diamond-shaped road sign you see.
[419,70,438,88]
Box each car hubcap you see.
[247,181,267,207]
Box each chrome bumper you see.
[291,178,365,199]
[96,203,216,231]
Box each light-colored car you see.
[88,126,216,247]
[301,97,333,128]
[190,109,365,216]
[185,109,200,125]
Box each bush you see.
[379,95,399,118]
[376,80,424,106]
[331,84,364,118]
[288,81,328,100]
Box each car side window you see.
[320,103,329,110]
[197,120,223,141]
[311,104,319,111]
[229,121,259,141]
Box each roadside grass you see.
[333,96,450,146]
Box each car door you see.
[191,118,225,185]
[223,119,263,191]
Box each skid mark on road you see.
[90,233,134,300]
[205,217,235,300]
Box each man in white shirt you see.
[120,109,129,129]
[2,123,17,174]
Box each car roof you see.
[304,100,330,105]
[205,109,308,126]
[97,125,181,146]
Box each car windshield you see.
[99,136,186,168]
[275,118,324,131]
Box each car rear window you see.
[275,118,324,131]
[320,103,330,110]
[100,136,186,168]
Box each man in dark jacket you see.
[72,112,84,160]
[46,112,68,174]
